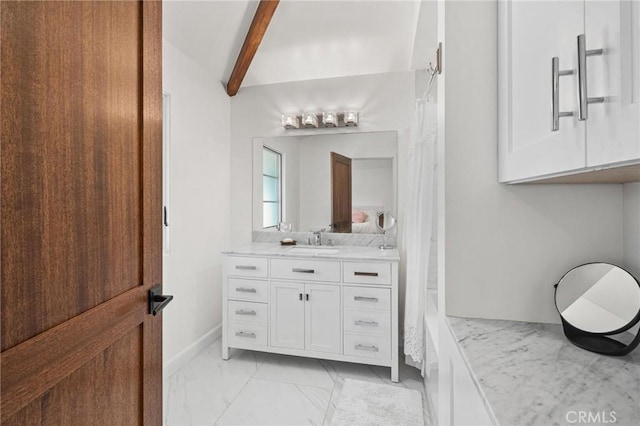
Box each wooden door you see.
[305,284,341,354]
[331,152,352,233]
[1,1,163,425]
[585,1,640,167]
[270,281,305,349]
[498,0,586,182]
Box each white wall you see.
[231,71,413,243]
[162,39,231,373]
[352,158,394,212]
[443,1,625,324]
[623,183,640,279]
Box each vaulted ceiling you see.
[163,0,434,91]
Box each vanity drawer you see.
[344,309,390,336]
[343,286,391,311]
[227,278,268,302]
[228,300,268,325]
[270,258,340,283]
[226,256,268,278]
[343,261,392,286]
[344,332,391,360]
[227,321,268,347]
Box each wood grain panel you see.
[1,1,142,350]
[141,1,164,424]
[1,1,163,423]
[226,0,280,96]
[0,287,145,421]
[331,152,353,233]
[5,325,143,426]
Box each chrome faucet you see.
[312,230,323,246]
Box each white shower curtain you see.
[402,93,437,374]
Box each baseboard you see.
[163,324,222,380]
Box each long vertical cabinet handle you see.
[577,34,604,121]
[551,57,575,131]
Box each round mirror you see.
[375,211,397,233]
[554,263,640,356]
[376,212,396,250]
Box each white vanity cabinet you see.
[222,249,399,381]
[499,0,640,183]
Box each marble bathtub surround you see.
[448,317,640,426]
[163,339,431,425]
[252,230,396,248]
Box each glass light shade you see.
[281,114,299,129]
[302,112,319,128]
[322,111,338,127]
[344,111,359,126]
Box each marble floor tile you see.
[164,340,267,425]
[215,378,331,426]
[253,353,336,390]
[164,339,429,426]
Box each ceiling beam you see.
[226,0,279,97]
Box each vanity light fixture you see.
[281,114,300,129]
[281,110,359,130]
[301,112,319,128]
[344,111,359,126]
[322,111,338,127]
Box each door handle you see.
[354,271,379,277]
[148,284,174,316]
[292,268,315,274]
[551,57,574,131]
[577,34,604,121]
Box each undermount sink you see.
[287,247,340,255]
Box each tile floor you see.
[163,339,432,425]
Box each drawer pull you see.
[354,271,379,277]
[235,265,257,270]
[236,287,257,293]
[235,310,257,316]
[355,344,379,352]
[292,268,315,274]
[354,296,379,302]
[235,331,256,338]
[354,320,379,327]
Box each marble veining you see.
[252,230,396,248]
[163,339,431,425]
[447,317,640,426]
[224,242,400,261]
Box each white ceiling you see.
[163,0,430,91]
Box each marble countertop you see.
[222,242,400,261]
[447,317,640,426]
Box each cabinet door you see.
[585,1,640,166]
[305,284,341,354]
[270,281,305,349]
[499,1,586,182]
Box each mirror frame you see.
[554,262,640,356]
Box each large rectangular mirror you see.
[252,131,397,234]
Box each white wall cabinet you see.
[222,252,399,381]
[499,0,640,183]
